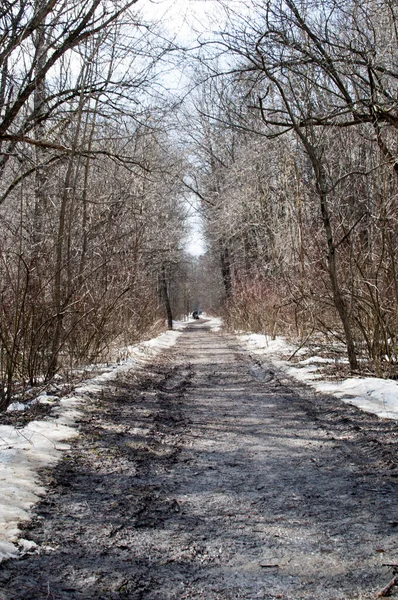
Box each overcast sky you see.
[137,0,229,257]
[138,0,220,256]
[140,0,222,41]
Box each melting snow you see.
[238,332,398,421]
[0,325,185,562]
[2,319,397,564]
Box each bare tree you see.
[187,0,398,372]
[0,2,190,408]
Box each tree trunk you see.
[312,155,359,372]
[161,264,173,330]
[33,0,48,251]
[220,240,232,300]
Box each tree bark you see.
[317,176,359,372]
[220,240,232,300]
[161,264,173,330]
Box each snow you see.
[315,378,398,420]
[7,403,26,412]
[238,332,398,421]
[0,419,77,561]
[205,317,223,331]
[2,319,397,564]
[239,333,297,356]
[299,356,338,365]
[0,326,185,562]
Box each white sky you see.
[185,208,207,255]
[139,0,223,41]
[139,0,219,256]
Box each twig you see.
[116,579,129,591]
[377,576,398,597]
[288,327,315,361]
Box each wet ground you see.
[0,320,397,599]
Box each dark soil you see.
[0,320,397,599]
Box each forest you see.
[1,0,398,410]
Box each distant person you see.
[192,310,199,320]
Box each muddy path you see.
[1,321,398,600]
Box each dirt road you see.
[1,320,398,599]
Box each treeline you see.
[2,0,398,408]
[0,1,187,408]
[185,0,398,375]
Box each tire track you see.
[0,323,397,599]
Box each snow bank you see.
[239,333,296,356]
[0,327,183,562]
[205,317,223,331]
[0,417,78,561]
[238,333,398,421]
[315,377,398,420]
